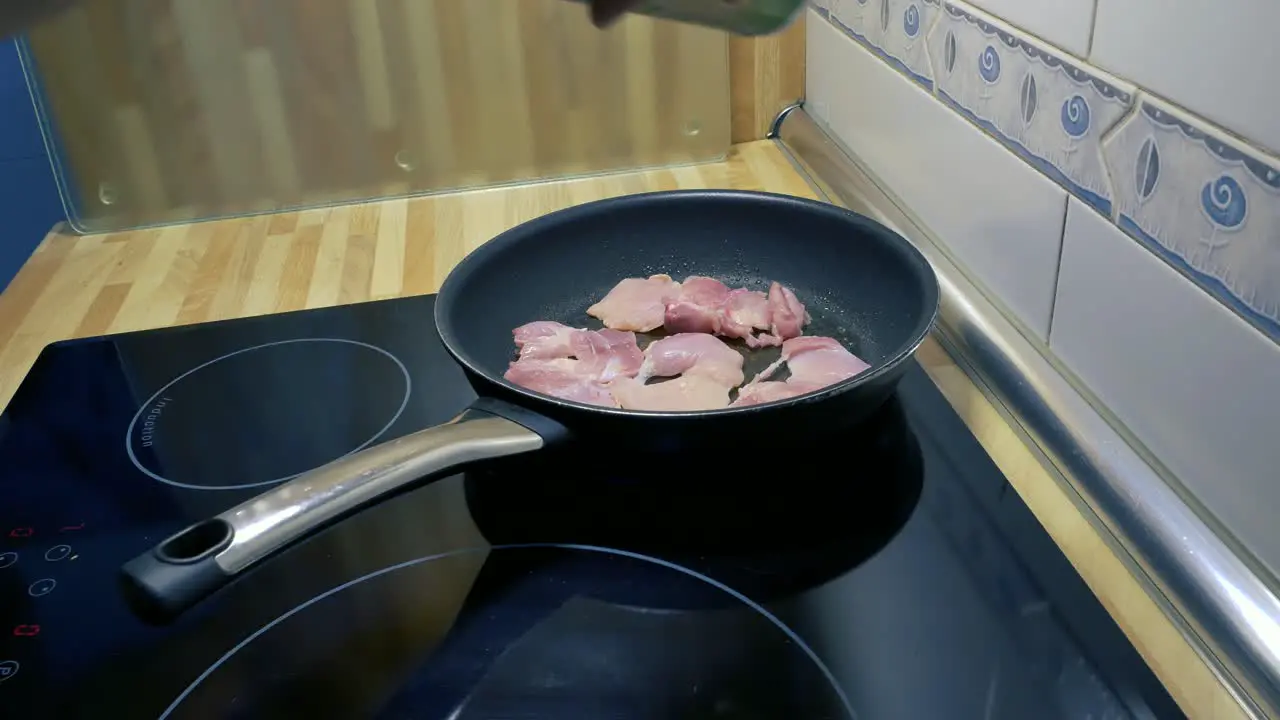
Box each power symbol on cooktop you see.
[44,545,71,562]
[28,578,56,597]
[0,552,16,569]
[0,660,17,682]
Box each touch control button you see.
[0,660,17,682]
[44,545,71,562]
[0,552,15,569]
[28,578,56,597]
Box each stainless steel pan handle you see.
[120,398,565,623]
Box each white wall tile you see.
[808,11,1067,340]
[962,0,1094,57]
[1091,0,1280,154]
[1051,198,1280,577]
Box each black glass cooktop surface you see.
[0,295,1180,718]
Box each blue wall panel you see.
[0,39,65,292]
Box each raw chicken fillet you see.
[612,333,745,411]
[504,321,644,406]
[506,274,869,411]
[586,274,681,332]
[594,274,810,347]
[731,336,870,407]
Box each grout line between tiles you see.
[1085,0,1099,58]
[1045,195,1072,345]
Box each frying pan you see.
[121,190,939,621]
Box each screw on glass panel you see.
[394,150,416,173]
[98,182,117,206]
[683,119,702,137]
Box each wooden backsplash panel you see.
[730,13,806,143]
[23,0,730,232]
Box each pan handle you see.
[119,398,566,624]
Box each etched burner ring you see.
[157,545,856,720]
[125,338,411,491]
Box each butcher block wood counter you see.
[0,139,1246,719]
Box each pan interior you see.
[437,192,936,396]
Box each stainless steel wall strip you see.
[776,106,1278,719]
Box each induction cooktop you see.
[0,294,1181,718]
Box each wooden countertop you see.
[0,139,1245,718]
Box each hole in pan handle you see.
[118,398,567,624]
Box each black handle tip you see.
[119,519,235,625]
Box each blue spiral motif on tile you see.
[979,46,1001,84]
[1200,175,1248,230]
[1060,95,1090,138]
[946,3,1132,103]
[1135,137,1160,201]
[1141,103,1280,190]
[903,4,921,36]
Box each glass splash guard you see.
[16,0,730,233]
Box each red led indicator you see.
[12,624,40,637]
[7,528,33,539]
[59,523,85,532]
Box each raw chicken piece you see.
[730,380,829,407]
[661,277,807,348]
[766,282,809,341]
[731,336,869,407]
[587,274,682,332]
[511,322,643,380]
[513,321,577,360]
[569,328,644,382]
[610,375,732,411]
[589,273,811,347]
[721,288,776,347]
[779,336,870,385]
[639,333,745,388]
[752,336,870,386]
[506,323,644,405]
[606,332,745,412]
[663,276,731,334]
[503,359,618,407]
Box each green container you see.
[591,0,807,35]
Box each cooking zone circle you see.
[156,545,857,720]
[125,338,411,490]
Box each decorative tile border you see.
[825,0,942,89]
[925,2,1133,216]
[810,0,1280,344]
[1103,96,1280,339]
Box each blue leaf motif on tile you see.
[1135,137,1160,201]
[880,0,891,31]
[943,31,957,74]
[978,46,1001,84]
[903,3,921,36]
[1059,95,1090,138]
[1019,72,1037,126]
[1200,175,1248,230]
[856,0,867,4]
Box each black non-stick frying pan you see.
[121,190,939,621]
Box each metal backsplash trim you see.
[774,107,1279,719]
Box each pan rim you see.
[435,189,941,418]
